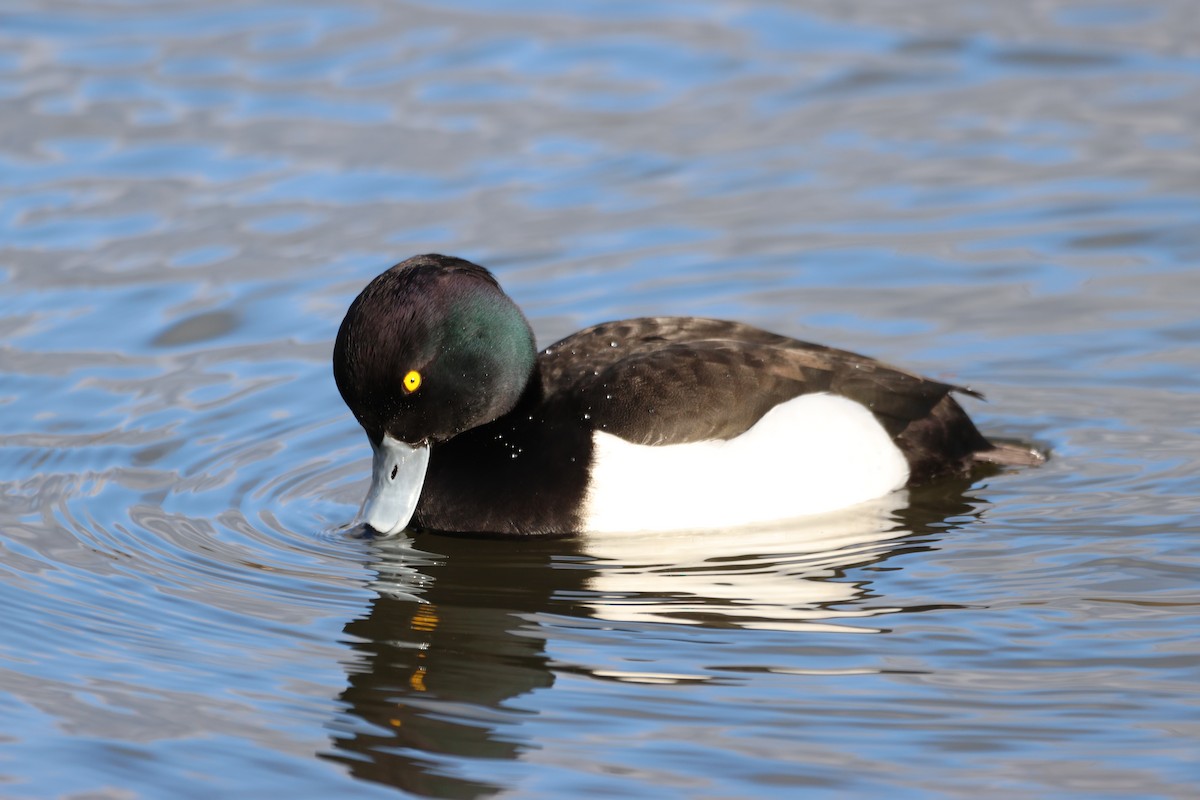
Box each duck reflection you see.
[324,534,572,797]
[578,492,912,633]
[324,475,988,797]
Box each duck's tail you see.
[973,440,1046,468]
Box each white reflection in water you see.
[579,492,910,632]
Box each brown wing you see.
[536,317,979,446]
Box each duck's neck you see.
[506,365,548,420]
[416,366,592,535]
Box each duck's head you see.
[333,254,536,535]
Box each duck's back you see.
[537,317,997,483]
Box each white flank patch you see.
[580,392,909,533]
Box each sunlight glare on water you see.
[1,0,1199,797]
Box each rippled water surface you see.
[3,0,1199,797]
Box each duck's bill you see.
[362,434,430,535]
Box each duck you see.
[333,254,1042,537]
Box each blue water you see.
[2,0,1199,797]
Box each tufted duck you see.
[333,254,1041,536]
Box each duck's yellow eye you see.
[403,370,422,393]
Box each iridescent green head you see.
[333,254,537,447]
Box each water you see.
[2,0,1199,796]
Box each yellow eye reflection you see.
[402,369,422,394]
